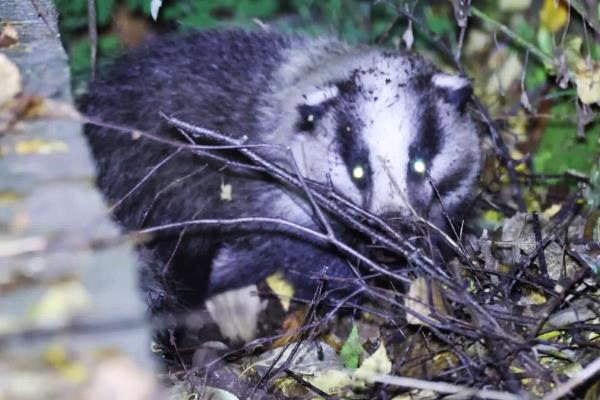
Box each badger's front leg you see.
[208,234,361,301]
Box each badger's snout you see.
[379,211,424,241]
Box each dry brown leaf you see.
[272,309,304,348]
[1,95,82,133]
[0,24,19,48]
[405,277,450,326]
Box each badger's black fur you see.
[80,29,481,361]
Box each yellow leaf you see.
[542,204,561,219]
[540,0,568,33]
[15,139,68,155]
[355,342,391,375]
[483,210,503,223]
[265,272,294,312]
[537,330,561,340]
[308,369,352,395]
[574,60,600,104]
[525,290,547,305]
[28,281,92,328]
[220,183,232,201]
[44,344,88,383]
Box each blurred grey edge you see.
[0,0,151,367]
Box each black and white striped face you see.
[288,54,480,229]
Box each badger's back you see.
[81,30,297,228]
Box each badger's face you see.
[280,52,480,231]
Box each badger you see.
[80,29,481,355]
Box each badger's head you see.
[272,50,481,237]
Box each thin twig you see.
[138,217,410,283]
[353,371,525,400]
[87,0,98,80]
[542,356,600,400]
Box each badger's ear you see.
[297,85,339,132]
[432,73,472,112]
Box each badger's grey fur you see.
[80,30,480,355]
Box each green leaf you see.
[340,323,364,369]
[99,34,120,53]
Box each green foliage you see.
[340,324,364,369]
[533,102,600,174]
[54,0,600,185]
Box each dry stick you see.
[505,191,583,295]
[470,6,553,65]
[108,148,182,214]
[388,6,543,388]
[163,207,206,275]
[531,211,549,277]
[426,172,470,258]
[533,265,591,336]
[472,98,527,212]
[541,356,600,400]
[164,115,525,347]
[93,114,433,285]
[252,269,326,398]
[87,0,98,80]
[374,14,403,45]
[139,217,409,284]
[284,369,337,400]
[140,167,207,227]
[286,147,336,240]
[354,371,524,400]
[380,163,511,338]
[85,117,277,155]
[378,158,461,273]
[29,0,57,36]
[160,114,436,279]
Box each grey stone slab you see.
[0,0,151,367]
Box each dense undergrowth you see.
[47,0,600,398]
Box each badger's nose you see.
[379,212,422,241]
[380,212,408,232]
[370,212,427,265]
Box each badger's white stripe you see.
[303,85,339,106]
[432,73,470,91]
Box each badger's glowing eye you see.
[412,158,427,175]
[352,165,366,180]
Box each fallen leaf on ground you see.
[0,24,19,48]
